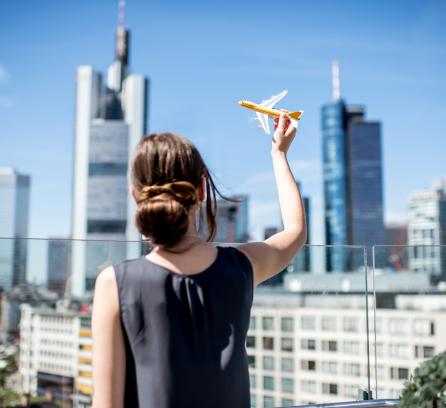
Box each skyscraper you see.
[408,181,446,279]
[47,238,71,295]
[0,168,30,290]
[322,61,385,271]
[71,1,149,295]
[215,196,249,243]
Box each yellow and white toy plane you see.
[239,90,303,134]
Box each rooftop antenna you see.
[115,0,129,66]
[118,0,126,29]
[332,59,341,101]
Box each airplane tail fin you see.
[288,110,304,120]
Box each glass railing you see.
[370,245,446,402]
[0,238,417,407]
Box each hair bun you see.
[135,181,198,247]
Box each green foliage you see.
[399,352,446,408]
[0,388,21,407]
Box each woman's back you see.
[114,245,253,408]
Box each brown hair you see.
[131,132,224,247]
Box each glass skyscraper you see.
[322,61,385,271]
[71,3,149,295]
[0,168,30,290]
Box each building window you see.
[343,340,360,354]
[263,376,275,391]
[249,316,256,330]
[263,337,274,350]
[343,317,359,332]
[281,358,294,373]
[321,340,337,352]
[389,318,408,335]
[343,384,359,398]
[301,316,316,330]
[300,380,317,393]
[248,355,256,368]
[322,383,338,395]
[249,374,256,389]
[263,396,274,408]
[281,317,294,332]
[301,360,316,371]
[413,319,435,336]
[423,346,435,358]
[389,343,409,358]
[246,336,256,348]
[281,378,294,394]
[262,317,274,331]
[282,399,294,407]
[321,316,337,331]
[281,337,293,352]
[301,338,316,350]
[321,361,338,374]
[390,367,409,380]
[263,356,274,371]
[343,363,360,377]
[250,394,256,408]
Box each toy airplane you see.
[239,90,303,134]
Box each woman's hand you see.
[272,110,297,156]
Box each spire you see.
[118,0,125,29]
[115,0,129,66]
[332,59,341,101]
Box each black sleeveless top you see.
[114,246,253,408]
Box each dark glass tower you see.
[322,61,385,271]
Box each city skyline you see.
[0,0,446,246]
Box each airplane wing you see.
[260,90,288,109]
[256,112,270,134]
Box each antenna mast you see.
[118,0,126,28]
[332,59,341,101]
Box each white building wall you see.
[248,292,446,406]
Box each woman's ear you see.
[198,176,207,202]
[129,185,138,203]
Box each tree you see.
[399,352,446,408]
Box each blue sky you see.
[1,0,446,247]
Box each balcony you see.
[1,237,445,407]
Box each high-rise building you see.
[47,238,71,295]
[408,181,446,279]
[214,195,249,243]
[321,61,385,271]
[71,1,149,295]
[0,168,30,290]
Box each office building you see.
[215,195,249,243]
[71,2,149,295]
[47,238,71,295]
[407,181,446,278]
[0,168,30,290]
[384,223,408,271]
[247,289,446,406]
[19,304,81,401]
[321,61,385,271]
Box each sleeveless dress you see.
[113,246,254,408]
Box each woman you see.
[92,112,307,407]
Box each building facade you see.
[19,304,81,401]
[321,62,385,271]
[214,195,249,243]
[0,168,30,290]
[71,5,149,296]
[47,239,71,295]
[408,182,446,279]
[247,290,446,406]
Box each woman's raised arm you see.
[92,266,126,408]
[239,112,307,286]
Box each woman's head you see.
[130,132,219,247]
